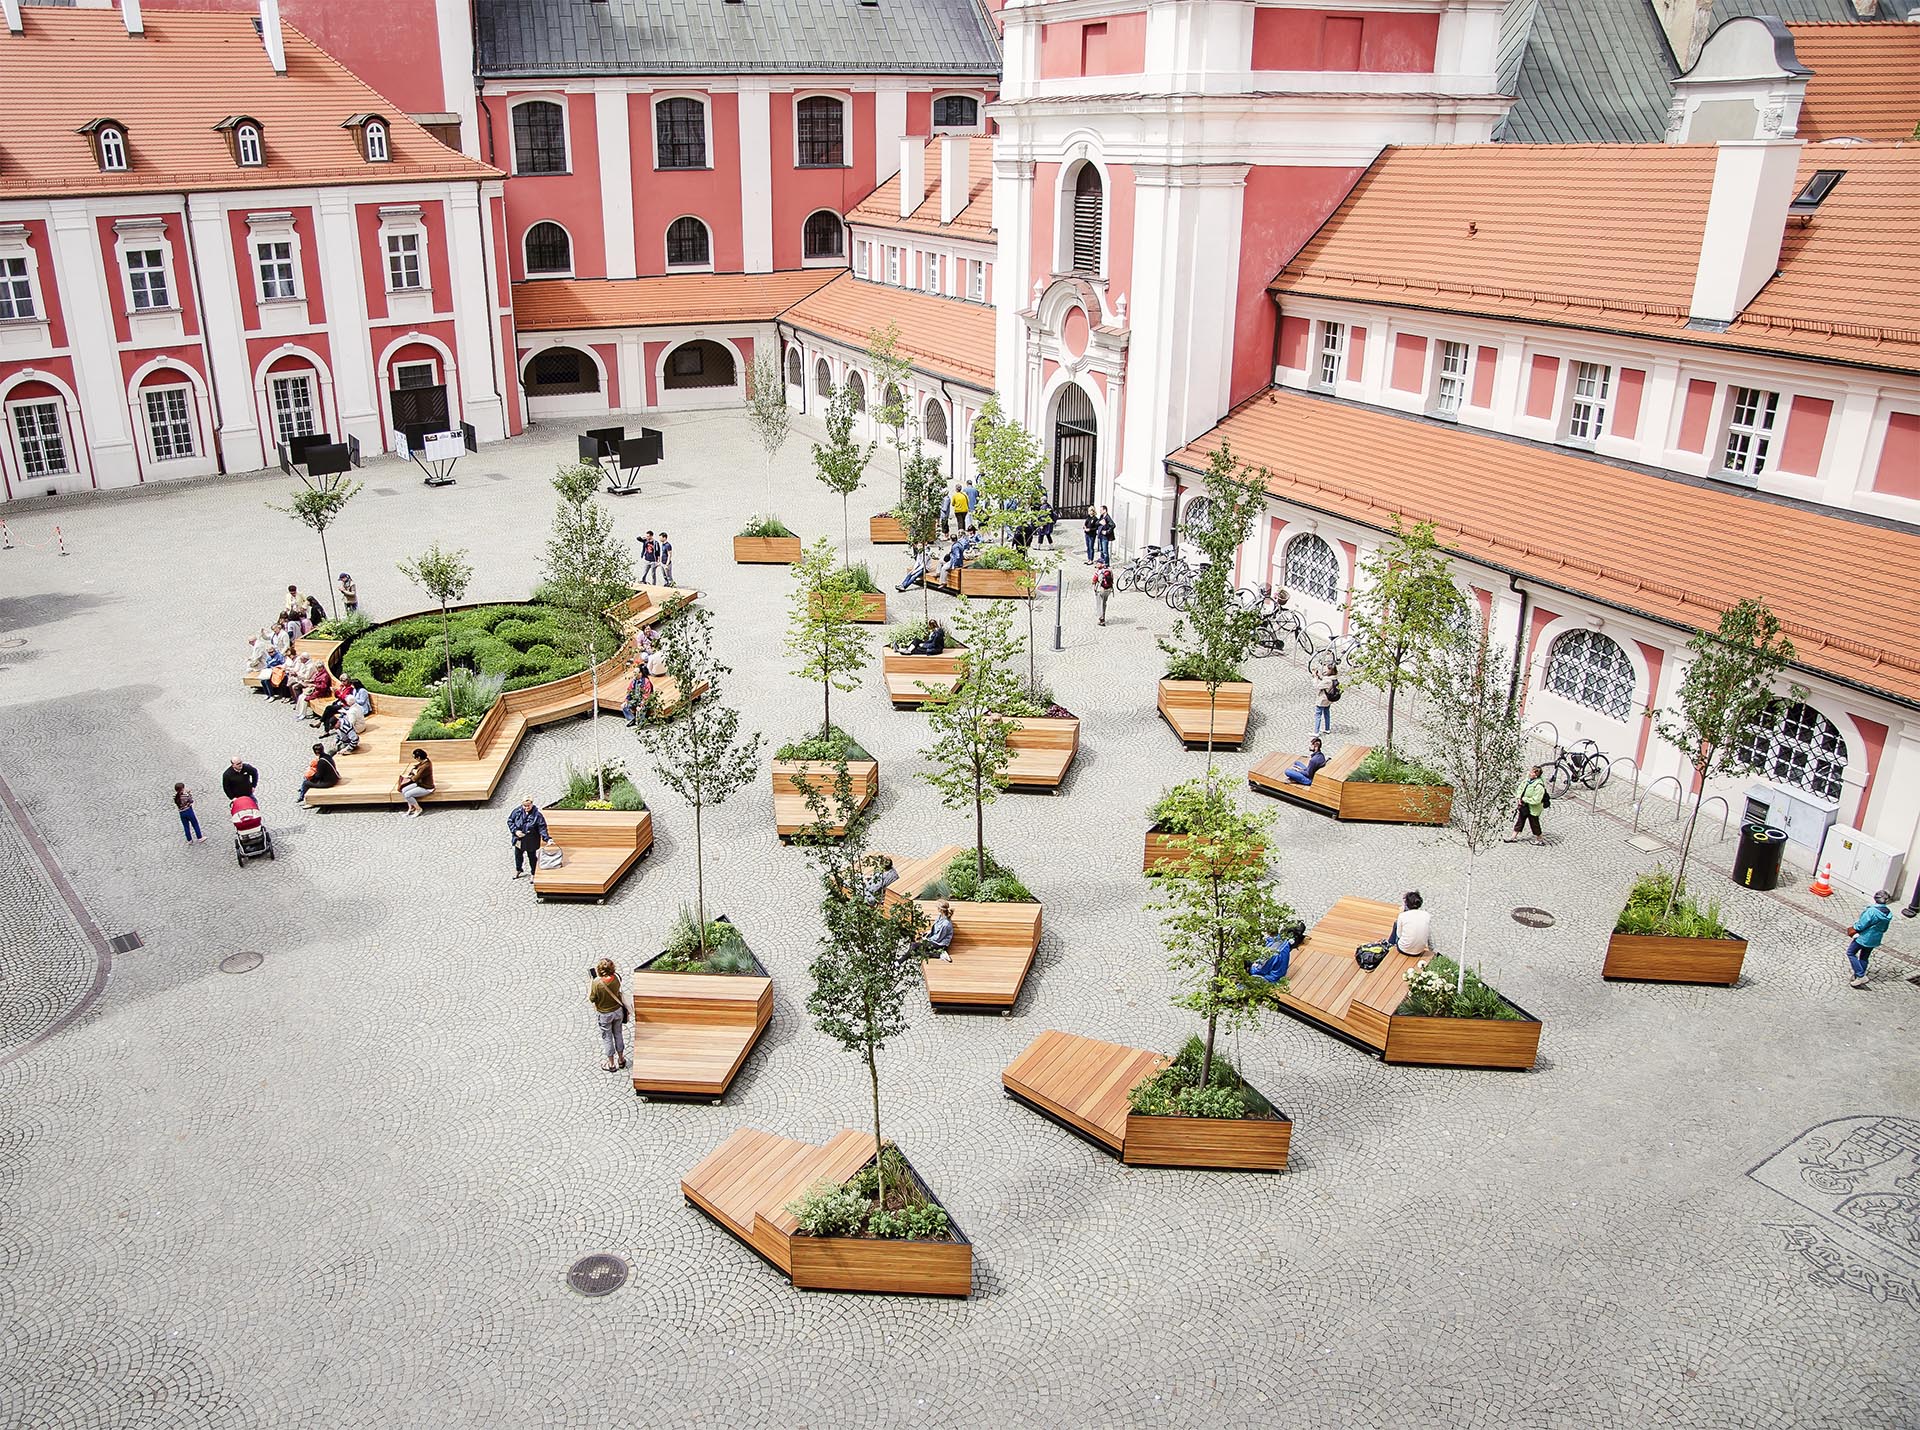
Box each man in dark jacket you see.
[221,757,260,801]
[508,797,553,878]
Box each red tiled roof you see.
[1790,23,1920,144]
[0,10,495,197]
[780,272,996,388]
[1170,387,1920,707]
[1270,142,1920,375]
[849,136,994,240]
[512,270,839,331]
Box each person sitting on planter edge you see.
[899,619,946,656]
[1251,918,1308,983]
[920,901,955,961]
[1283,738,1328,787]
[898,546,931,592]
[1388,890,1433,956]
[861,855,899,904]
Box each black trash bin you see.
[1733,823,1788,891]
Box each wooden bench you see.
[882,647,966,708]
[681,1127,876,1273]
[877,846,1041,1012]
[630,966,772,1099]
[925,565,1032,599]
[1248,743,1367,816]
[1156,679,1252,749]
[1004,717,1079,790]
[772,759,879,840]
[1249,743,1454,824]
[1269,896,1409,1051]
[532,809,653,901]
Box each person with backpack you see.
[1313,664,1340,734]
[1092,559,1114,626]
[637,531,659,584]
[1507,766,1549,844]
[1844,890,1894,989]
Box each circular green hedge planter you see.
[340,602,620,697]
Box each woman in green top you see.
[589,959,626,1072]
[1507,766,1548,845]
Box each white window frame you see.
[8,397,73,478]
[385,231,423,292]
[254,238,299,303]
[929,93,983,133]
[1721,386,1781,479]
[378,207,429,298]
[800,209,845,267]
[508,95,572,177]
[649,92,713,172]
[792,91,852,170]
[392,359,439,391]
[885,247,900,285]
[142,383,197,463]
[663,215,714,273]
[98,127,129,173]
[0,236,39,323]
[1316,320,1346,389]
[363,119,390,163]
[236,124,264,168]
[967,259,985,302]
[922,251,943,295]
[1565,360,1612,447]
[521,220,574,278]
[1432,340,1469,419]
[268,370,318,447]
[853,240,869,279]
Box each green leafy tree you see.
[1346,515,1466,759]
[1146,780,1291,1089]
[895,446,946,624]
[743,347,792,521]
[1424,618,1529,993]
[812,379,876,560]
[540,460,634,799]
[1653,598,1798,918]
[784,538,873,733]
[396,542,474,702]
[971,396,1057,693]
[634,605,762,952]
[1157,442,1267,777]
[270,478,363,620]
[868,323,914,497]
[801,762,927,1212]
[919,597,1024,876]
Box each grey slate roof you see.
[476,0,1002,77]
[1497,0,1914,143]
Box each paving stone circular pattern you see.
[1511,906,1557,928]
[217,951,264,975]
[0,636,27,650]
[566,1253,628,1297]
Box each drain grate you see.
[567,1254,628,1297]
[371,487,400,497]
[219,951,263,974]
[1511,907,1557,929]
[107,932,143,954]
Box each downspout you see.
[477,86,497,168]
[937,376,958,476]
[177,192,227,475]
[476,179,504,437]
[1506,572,1530,715]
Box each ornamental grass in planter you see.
[1143,782,1266,872]
[1603,870,1747,985]
[1339,747,1455,825]
[784,1144,971,1295]
[1122,1036,1291,1170]
[733,514,803,564]
[644,910,766,976]
[771,728,879,840]
[631,912,770,1099]
[920,847,1036,904]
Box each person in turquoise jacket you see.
[1845,890,1893,988]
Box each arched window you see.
[1739,701,1847,802]
[796,95,847,168]
[654,97,707,169]
[523,346,598,396]
[1283,534,1339,604]
[512,100,567,175]
[1180,495,1215,543]
[814,358,832,397]
[665,217,711,269]
[845,371,866,412]
[924,399,948,447]
[1070,164,1103,276]
[523,222,571,276]
[363,119,389,163]
[802,210,844,261]
[882,384,904,420]
[1543,630,1637,720]
[98,126,129,172]
[662,340,737,391]
[786,347,803,388]
[236,124,264,167]
[932,95,979,129]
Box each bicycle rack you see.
[1632,775,1684,834]
[1700,794,1732,843]
[1609,755,1643,803]
[1526,719,1560,752]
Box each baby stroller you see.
[230,795,275,867]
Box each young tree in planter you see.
[802,765,927,1211]
[971,398,1056,695]
[1345,515,1465,763]
[743,347,792,521]
[784,538,873,733]
[396,542,474,707]
[271,477,363,621]
[1147,781,1291,1089]
[920,596,1023,877]
[1424,619,1529,994]
[1653,598,1798,919]
[812,379,875,561]
[895,447,946,624]
[540,460,635,800]
[1156,443,1268,776]
[634,605,763,954]
[868,323,914,497]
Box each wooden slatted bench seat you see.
[1004,717,1079,790]
[882,648,966,708]
[532,809,653,901]
[869,513,909,544]
[1269,896,1408,1051]
[630,963,772,1099]
[925,565,1032,599]
[1156,679,1253,749]
[1249,744,1453,825]
[875,847,1040,1012]
[681,1127,876,1272]
[1247,744,1367,816]
[772,760,879,840]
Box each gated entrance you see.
[1050,384,1097,520]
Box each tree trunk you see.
[842,494,851,563]
[439,603,453,704]
[694,799,707,954]
[822,622,833,731]
[867,1043,885,1212]
[1027,599,1037,695]
[590,641,605,800]
[974,773,986,882]
[1204,681,1219,792]
[1384,670,1398,760]
[1458,849,1475,997]
[318,527,337,620]
[1665,773,1708,922]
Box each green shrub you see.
[774,726,872,763]
[314,611,372,641]
[342,602,619,698]
[1127,1035,1272,1119]
[1348,749,1447,786]
[552,759,647,813]
[887,618,933,649]
[934,848,1034,904]
[1613,869,1733,939]
[868,1204,951,1240]
[739,514,795,538]
[653,907,750,971]
[787,1182,868,1238]
[970,544,1030,572]
[1397,955,1523,1020]
[839,561,879,594]
[849,1145,916,1203]
[1163,651,1246,684]
[441,667,506,721]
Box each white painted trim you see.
[663,215,715,273]
[792,91,854,171]
[595,81,637,280]
[0,369,92,499]
[507,94,574,177]
[737,86,774,274]
[520,218,576,279]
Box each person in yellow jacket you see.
[1505,767,1548,844]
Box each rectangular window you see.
[256,240,298,301]
[394,362,436,391]
[968,260,985,302]
[1434,341,1468,417]
[0,256,34,320]
[12,401,69,476]
[1567,361,1612,444]
[1317,321,1346,388]
[923,253,942,294]
[1723,387,1780,476]
[796,97,846,168]
[654,99,707,169]
[385,232,422,292]
[125,249,170,311]
[143,387,195,461]
[270,374,315,446]
[853,242,869,279]
[886,247,900,285]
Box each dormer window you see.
[79,120,130,173]
[343,114,392,164]
[216,117,266,169]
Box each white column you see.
[595,81,636,280]
[738,84,773,274]
[435,0,480,156]
[618,333,645,413]
[45,199,138,486]
[992,156,1035,418]
[874,83,908,187]
[1866,723,1920,882]
[185,193,265,471]
[445,186,507,442]
[314,193,381,451]
[1820,386,1877,510]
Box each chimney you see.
[939,136,970,225]
[898,137,926,218]
[259,0,286,73]
[1689,139,1804,325]
[121,0,144,36]
[3,0,23,37]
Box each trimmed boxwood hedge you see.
[341,603,620,698]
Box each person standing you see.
[1844,890,1894,988]
[508,797,552,878]
[1095,506,1116,566]
[1313,663,1338,735]
[638,531,659,584]
[589,960,627,1071]
[1506,766,1548,844]
[397,748,435,818]
[657,531,675,587]
[1092,559,1114,626]
[1036,499,1056,547]
[337,572,358,615]
[1083,510,1098,564]
[951,483,970,535]
[221,756,260,802]
[172,783,203,843]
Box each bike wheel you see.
[1167,582,1192,613]
[1144,573,1168,598]
[1581,755,1611,792]
[1115,567,1139,593]
[1545,761,1573,799]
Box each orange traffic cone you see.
[1809,861,1834,897]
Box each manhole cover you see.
[108,932,143,954]
[0,638,26,651]
[219,951,264,974]
[567,1254,628,1297]
[1511,907,1557,929]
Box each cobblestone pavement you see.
[2,409,1917,1429]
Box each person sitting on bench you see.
[941,528,977,574]
[330,700,362,754]
[861,855,899,904]
[920,901,955,961]
[1250,918,1308,983]
[897,546,931,592]
[901,619,946,656]
[1283,737,1328,787]
[1387,890,1433,956]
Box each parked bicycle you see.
[1542,738,1611,797]
[1116,545,1181,594]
